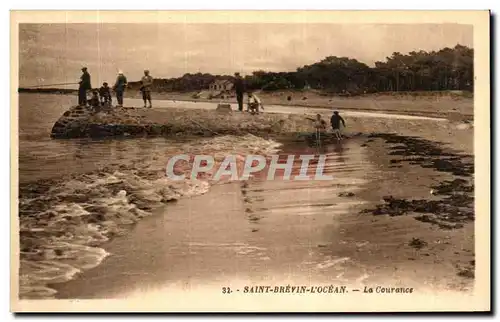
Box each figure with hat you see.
[140,69,153,108]
[113,70,128,107]
[78,67,92,106]
[233,72,245,112]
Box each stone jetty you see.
[50,105,315,139]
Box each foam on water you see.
[315,257,351,270]
[18,134,282,299]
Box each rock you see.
[456,122,472,130]
[338,192,355,197]
[50,105,339,139]
[409,238,427,249]
[215,104,232,114]
[457,268,474,278]
[414,214,433,223]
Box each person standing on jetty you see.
[140,70,153,108]
[330,111,346,140]
[78,67,92,106]
[234,72,245,112]
[113,71,128,107]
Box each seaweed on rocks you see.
[361,133,474,229]
[361,194,473,228]
[367,133,474,177]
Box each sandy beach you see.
[124,90,474,120]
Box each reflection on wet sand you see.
[53,138,376,299]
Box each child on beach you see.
[306,114,327,144]
[307,114,327,133]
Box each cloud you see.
[18,23,472,87]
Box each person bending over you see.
[247,91,263,114]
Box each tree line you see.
[128,44,473,94]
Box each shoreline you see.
[20,90,474,121]
[126,91,474,120]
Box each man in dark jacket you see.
[113,71,128,107]
[330,111,346,140]
[78,67,92,105]
[233,72,245,111]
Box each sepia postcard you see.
[10,10,490,313]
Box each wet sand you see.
[52,134,475,298]
[52,139,372,298]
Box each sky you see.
[18,23,473,88]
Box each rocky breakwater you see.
[51,106,317,139]
[50,105,95,138]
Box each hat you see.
[118,70,123,75]
[144,69,150,73]
[81,67,87,71]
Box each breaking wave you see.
[18,134,282,299]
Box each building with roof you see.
[209,79,234,92]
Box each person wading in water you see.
[113,71,128,107]
[78,67,92,106]
[140,70,153,108]
[234,72,245,112]
[306,114,327,147]
[330,110,346,140]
